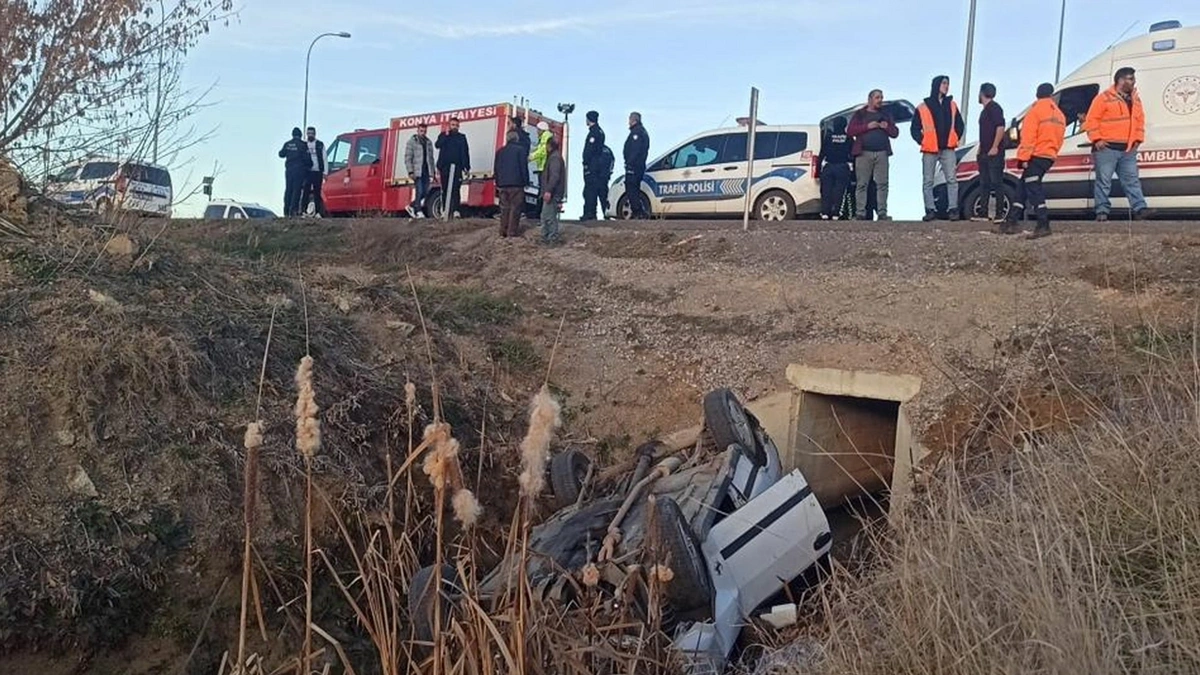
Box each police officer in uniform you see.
[623,112,650,219]
[581,110,607,221]
[278,127,311,216]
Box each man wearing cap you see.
[581,110,609,221]
[278,126,311,216]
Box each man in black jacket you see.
[815,117,853,220]
[278,127,311,216]
[495,130,530,238]
[301,126,327,217]
[509,116,532,156]
[581,110,608,221]
[623,112,650,219]
[435,117,470,218]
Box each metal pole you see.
[741,87,760,232]
[960,0,978,139]
[303,32,351,131]
[443,163,456,222]
[153,0,164,163]
[1054,0,1067,82]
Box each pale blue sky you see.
[175,0,1197,219]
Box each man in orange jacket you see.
[1085,67,1150,221]
[1004,83,1066,239]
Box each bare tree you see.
[0,0,234,177]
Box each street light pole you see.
[303,31,351,131]
[960,0,978,137]
[1054,0,1067,82]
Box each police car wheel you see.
[616,194,636,220]
[754,190,795,222]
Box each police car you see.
[608,99,916,222]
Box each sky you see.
[173,0,1200,220]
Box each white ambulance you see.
[946,20,1200,219]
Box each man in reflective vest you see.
[1085,67,1150,221]
[1004,83,1065,239]
[911,75,966,221]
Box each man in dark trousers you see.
[815,117,853,220]
[975,83,1006,222]
[435,116,470,218]
[278,127,311,216]
[540,137,567,244]
[623,112,650,219]
[581,110,607,221]
[847,89,899,220]
[301,126,327,217]
[1005,83,1066,239]
[912,75,966,221]
[495,130,530,238]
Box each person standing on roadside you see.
[1085,67,1151,221]
[975,83,1006,222]
[509,115,532,155]
[494,130,529,238]
[278,127,311,217]
[404,123,436,218]
[581,110,608,221]
[912,75,966,221]
[540,137,566,245]
[847,89,899,221]
[301,126,327,218]
[435,117,470,218]
[529,121,553,177]
[1005,83,1066,239]
[623,112,650,219]
[815,117,853,220]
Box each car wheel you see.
[703,388,766,465]
[651,497,713,614]
[617,192,648,220]
[408,563,457,644]
[967,182,1017,221]
[425,189,445,219]
[754,190,795,222]
[549,446,592,510]
[933,184,949,216]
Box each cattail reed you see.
[237,421,264,672]
[293,355,320,675]
[518,385,562,498]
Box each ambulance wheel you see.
[754,190,795,222]
[426,190,445,219]
[964,182,1017,222]
[933,184,949,216]
[650,497,713,615]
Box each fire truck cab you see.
[322,103,566,219]
[944,20,1200,220]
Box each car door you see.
[323,136,354,214]
[644,133,729,216]
[347,132,385,212]
[709,130,754,215]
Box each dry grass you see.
[771,335,1200,675]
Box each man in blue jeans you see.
[1085,67,1151,221]
[404,123,436,217]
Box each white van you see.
[608,100,915,221]
[45,158,173,218]
[202,200,277,219]
[945,20,1200,219]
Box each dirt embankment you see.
[2,211,1198,673]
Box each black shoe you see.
[1134,208,1153,220]
[1026,226,1052,239]
[922,211,937,222]
[994,222,1020,235]
[1006,209,1025,224]
[947,209,960,221]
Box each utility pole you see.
[960,0,978,139]
[1054,0,1067,82]
[153,0,165,163]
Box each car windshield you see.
[78,162,119,180]
[123,164,172,187]
[243,207,275,218]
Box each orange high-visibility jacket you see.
[1017,98,1066,162]
[916,100,961,152]
[1084,85,1146,146]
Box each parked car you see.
[202,199,277,219]
[44,157,173,218]
[410,388,832,673]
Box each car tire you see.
[754,189,795,222]
[933,184,949,216]
[966,181,1017,222]
[703,388,766,466]
[425,189,445,220]
[617,191,649,220]
[408,563,457,644]
[651,497,713,614]
[549,446,592,510]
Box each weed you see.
[488,337,540,370]
[413,285,520,333]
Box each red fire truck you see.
[322,102,567,218]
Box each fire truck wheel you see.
[549,447,592,510]
[651,497,713,614]
[408,563,458,645]
[703,388,766,466]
